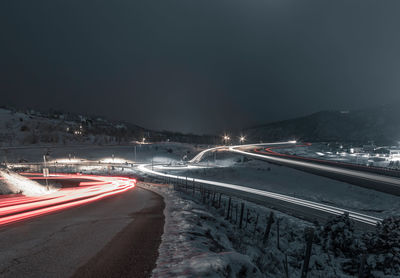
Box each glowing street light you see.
[239,136,246,144]
[223,135,230,145]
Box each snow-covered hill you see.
[0,107,148,146]
[0,107,217,147]
[245,104,400,144]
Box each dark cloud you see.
[1,1,400,134]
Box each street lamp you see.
[223,135,230,145]
[239,136,246,144]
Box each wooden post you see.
[358,253,366,278]
[226,197,231,220]
[253,213,259,235]
[284,254,289,278]
[277,218,280,250]
[300,227,314,278]
[212,191,216,207]
[263,211,274,245]
[218,193,222,208]
[245,208,249,228]
[239,203,245,228]
[235,204,238,224]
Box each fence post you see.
[245,208,250,228]
[277,218,280,250]
[239,203,245,228]
[235,204,238,223]
[226,197,231,220]
[263,211,274,245]
[212,191,216,206]
[284,254,289,278]
[300,227,314,278]
[358,253,367,278]
[218,193,222,208]
[253,213,259,235]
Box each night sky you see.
[1,1,400,134]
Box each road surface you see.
[188,142,400,196]
[0,174,137,226]
[229,144,400,196]
[138,164,381,228]
[0,185,164,278]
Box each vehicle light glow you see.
[0,174,136,227]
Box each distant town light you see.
[239,136,246,143]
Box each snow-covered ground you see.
[141,183,309,277]
[0,170,58,196]
[171,156,400,219]
[142,182,400,278]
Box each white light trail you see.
[138,164,381,226]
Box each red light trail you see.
[254,143,400,175]
[0,174,136,227]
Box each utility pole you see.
[134,145,137,163]
[43,155,49,190]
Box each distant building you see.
[390,149,400,157]
[363,144,375,152]
[349,147,363,153]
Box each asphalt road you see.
[0,186,164,278]
[138,164,381,228]
[230,144,400,196]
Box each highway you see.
[138,163,382,228]
[189,141,400,196]
[229,144,400,196]
[256,143,400,178]
[189,141,294,164]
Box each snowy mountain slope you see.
[0,107,147,146]
[0,107,217,147]
[245,104,400,144]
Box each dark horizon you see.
[2,1,400,134]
